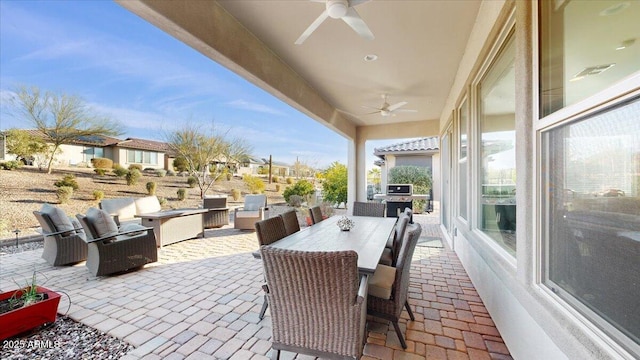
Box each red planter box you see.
[0,286,61,340]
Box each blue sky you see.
[0,0,411,169]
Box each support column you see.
[347,140,357,213]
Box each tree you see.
[3,128,47,164]
[367,168,381,190]
[11,86,122,174]
[321,162,348,206]
[388,165,432,212]
[167,123,252,198]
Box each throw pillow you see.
[86,207,119,239]
[40,204,75,236]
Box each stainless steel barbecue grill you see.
[374,184,430,218]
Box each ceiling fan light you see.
[327,1,348,18]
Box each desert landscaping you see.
[0,166,289,241]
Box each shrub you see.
[226,173,232,181]
[243,174,265,194]
[0,161,21,170]
[146,181,157,195]
[112,165,128,177]
[275,184,281,192]
[155,169,167,177]
[94,168,107,176]
[288,194,303,207]
[128,164,143,171]
[143,167,155,173]
[126,169,141,186]
[54,174,79,190]
[177,188,187,201]
[93,190,104,201]
[166,169,176,176]
[272,175,279,183]
[231,189,241,201]
[56,186,73,204]
[283,179,315,203]
[90,157,113,170]
[187,176,198,188]
[158,197,168,207]
[173,157,189,172]
[286,177,294,184]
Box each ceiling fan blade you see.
[393,109,418,113]
[349,0,371,6]
[361,105,382,110]
[342,7,374,40]
[387,101,408,112]
[295,10,329,45]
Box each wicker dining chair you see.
[367,223,422,349]
[279,210,300,236]
[379,213,409,267]
[309,206,324,225]
[352,201,385,217]
[261,246,367,359]
[34,210,88,266]
[254,216,288,320]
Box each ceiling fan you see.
[295,0,374,45]
[363,94,418,117]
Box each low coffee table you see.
[135,209,208,247]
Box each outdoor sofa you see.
[99,196,162,226]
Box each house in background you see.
[374,137,440,206]
[0,129,171,170]
[237,156,291,177]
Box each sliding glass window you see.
[458,98,469,220]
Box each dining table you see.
[269,215,398,275]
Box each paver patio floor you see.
[0,213,512,359]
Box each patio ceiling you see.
[118,0,481,139]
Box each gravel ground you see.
[0,315,133,359]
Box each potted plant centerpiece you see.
[0,272,61,340]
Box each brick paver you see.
[0,211,512,359]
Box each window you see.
[83,147,104,162]
[539,1,640,354]
[478,32,516,255]
[542,97,640,352]
[127,149,158,165]
[539,0,640,117]
[458,98,469,220]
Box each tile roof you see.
[115,138,172,152]
[374,136,439,155]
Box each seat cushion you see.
[86,207,119,239]
[101,198,136,220]
[135,196,161,214]
[236,210,261,218]
[244,195,266,211]
[41,204,75,235]
[368,264,396,300]
[379,248,393,266]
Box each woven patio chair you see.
[309,206,324,225]
[352,201,385,217]
[76,210,158,277]
[234,194,268,230]
[34,210,88,266]
[261,246,367,359]
[253,216,288,320]
[367,223,422,349]
[203,195,230,228]
[279,210,300,236]
[379,213,409,266]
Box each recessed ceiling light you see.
[364,54,378,62]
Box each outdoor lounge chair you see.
[203,195,229,228]
[309,206,324,225]
[234,194,268,230]
[367,223,422,349]
[254,216,288,320]
[279,210,300,236]
[76,208,158,276]
[261,246,367,359]
[33,209,88,266]
[352,201,385,217]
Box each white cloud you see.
[226,100,286,116]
